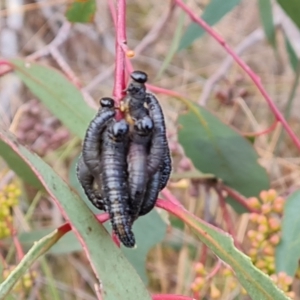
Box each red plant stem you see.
[0,59,12,76]
[174,0,300,152]
[57,213,110,235]
[112,0,127,105]
[205,259,222,281]
[242,120,278,137]
[161,188,184,208]
[152,295,196,300]
[217,190,235,237]
[222,185,260,213]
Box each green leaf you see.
[276,190,300,276]
[0,228,67,297]
[10,59,95,139]
[0,140,43,190]
[276,0,300,30]
[178,0,242,51]
[258,0,276,48]
[69,156,167,284]
[157,200,290,300]
[284,34,299,72]
[66,0,96,23]
[178,101,269,213]
[123,210,166,284]
[0,129,151,300]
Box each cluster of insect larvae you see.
[77,71,171,248]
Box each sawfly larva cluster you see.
[77,71,171,248]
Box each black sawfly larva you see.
[146,92,171,179]
[122,70,149,125]
[82,97,115,177]
[100,118,135,247]
[127,115,153,219]
[78,97,115,210]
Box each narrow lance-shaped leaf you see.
[258,0,276,48]
[276,190,300,277]
[157,199,290,300]
[178,0,242,51]
[276,0,300,30]
[0,128,151,300]
[178,100,269,213]
[10,59,95,140]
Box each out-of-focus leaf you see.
[258,0,276,48]
[178,101,269,213]
[18,229,82,255]
[0,129,151,300]
[157,200,290,300]
[178,0,242,51]
[0,227,67,297]
[284,34,299,72]
[10,59,95,139]
[276,0,300,30]
[66,0,96,23]
[276,190,300,276]
[69,156,166,284]
[0,140,43,190]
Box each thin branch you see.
[112,0,127,104]
[198,28,265,106]
[174,0,300,152]
[221,184,260,214]
[27,22,72,60]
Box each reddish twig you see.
[7,220,24,261]
[241,120,278,137]
[0,59,13,77]
[112,0,127,104]
[221,185,260,214]
[152,295,196,300]
[205,258,222,281]
[57,213,110,234]
[174,0,300,151]
[216,189,235,237]
[161,188,184,208]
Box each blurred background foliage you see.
[0,0,300,299]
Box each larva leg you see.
[101,119,135,248]
[76,155,105,210]
[82,98,115,177]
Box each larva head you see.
[100,97,114,108]
[112,119,129,138]
[130,71,148,84]
[126,71,147,100]
[135,116,153,135]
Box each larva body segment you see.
[139,170,161,216]
[82,98,115,177]
[100,119,135,247]
[76,155,104,210]
[128,116,153,219]
[146,92,171,178]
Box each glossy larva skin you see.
[145,92,171,179]
[128,116,153,219]
[82,98,115,177]
[78,98,115,210]
[139,170,161,216]
[100,119,135,248]
[76,155,104,210]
